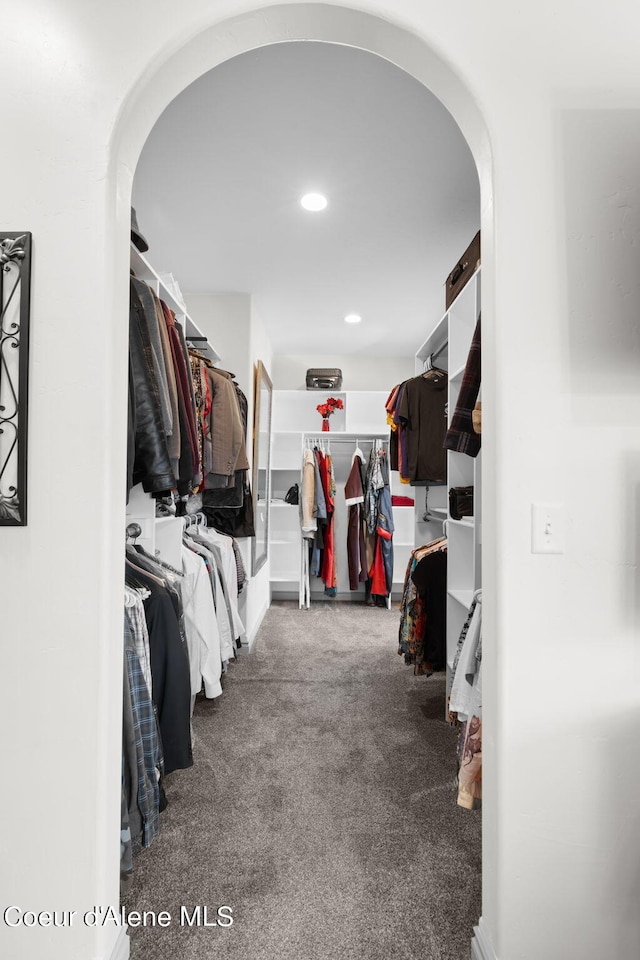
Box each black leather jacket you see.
[127,280,175,497]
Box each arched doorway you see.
[125,33,480,956]
[13,3,495,958]
[116,6,494,960]
[111,4,496,960]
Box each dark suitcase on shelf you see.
[306,368,343,390]
[445,230,481,309]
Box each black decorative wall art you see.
[0,233,31,525]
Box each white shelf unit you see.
[413,269,481,687]
[270,390,405,599]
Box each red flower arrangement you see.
[316,396,344,430]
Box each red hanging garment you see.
[317,451,337,591]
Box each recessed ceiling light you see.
[301,192,328,212]
[344,314,362,324]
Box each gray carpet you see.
[126,601,481,960]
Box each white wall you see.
[272,353,414,390]
[2,4,640,960]
[187,293,251,385]
[185,293,273,647]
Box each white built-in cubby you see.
[270,390,412,599]
[126,243,221,563]
[414,269,481,683]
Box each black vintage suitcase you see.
[306,368,343,390]
[445,230,480,309]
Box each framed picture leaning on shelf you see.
[251,360,273,575]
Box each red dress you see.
[317,451,337,591]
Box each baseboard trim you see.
[245,596,270,652]
[106,926,130,960]
[471,919,497,960]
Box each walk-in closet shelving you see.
[126,242,222,556]
[270,390,412,600]
[414,267,481,685]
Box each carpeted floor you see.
[125,600,481,960]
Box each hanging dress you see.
[318,449,337,594]
[345,452,367,590]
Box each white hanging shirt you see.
[449,599,482,720]
[180,545,223,699]
[198,527,245,641]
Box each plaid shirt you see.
[125,588,152,695]
[124,614,162,847]
[444,315,481,457]
[231,537,247,594]
[365,446,385,534]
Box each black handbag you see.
[449,485,474,520]
[284,483,299,505]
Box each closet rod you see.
[187,336,208,342]
[305,437,388,444]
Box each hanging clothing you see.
[162,302,198,494]
[153,291,181,467]
[449,595,482,718]
[124,586,152,696]
[183,536,235,663]
[362,444,394,601]
[194,525,245,640]
[189,353,209,488]
[230,537,248,594]
[386,381,411,483]
[301,449,317,537]
[128,274,256,538]
[201,485,256,534]
[410,546,447,671]
[398,537,447,675]
[364,444,384,535]
[128,280,175,496]
[317,449,337,594]
[456,713,482,810]
[131,277,173,443]
[122,607,163,848]
[203,477,255,537]
[205,367,248,480]
[345,453,367,591]
[449,594,482,809]
[180,544,223,700]
[125,559,192,775]
[397,372,448,483]
[385,383,400,472]
[444,315,481,457]
[300,445,335,591]
[201,369,254,531]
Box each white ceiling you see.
[133,42,479,358]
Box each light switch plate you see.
[531,503,565,554]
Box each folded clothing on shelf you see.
[391,495,415,507]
